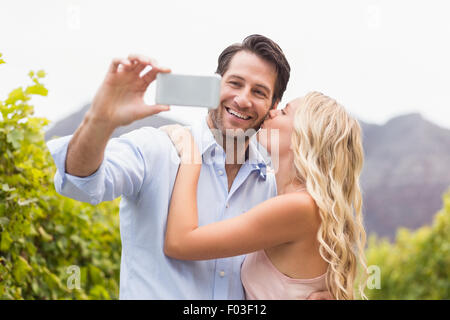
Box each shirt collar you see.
[190,115,268,180]
[190,115,217,156]
[247,138,268,179]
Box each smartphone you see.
[155,73,221,108]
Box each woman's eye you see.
[281,109,286,115]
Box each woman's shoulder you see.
[270,191,320,228]
[275,190,317,212]
[253,191,321,243]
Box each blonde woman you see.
[161,91,367,300]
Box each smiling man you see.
[212,50,280,133]
[47,35,328,299]
[209,38,288,191]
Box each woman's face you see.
[257,97,303,155]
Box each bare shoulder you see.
[272,191,321,230]
[277,191,318,214]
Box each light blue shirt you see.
[46,116,277,300]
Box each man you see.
[48,34,330,299]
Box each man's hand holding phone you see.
[66,53,220,177]
[66,54,171,177]
[88,54,172,130]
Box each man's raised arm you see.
[65,54,171,177]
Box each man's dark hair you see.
[216,34,291,107]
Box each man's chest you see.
[195,164,272,225]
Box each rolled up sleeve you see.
[46,130,149,205]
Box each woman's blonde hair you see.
[291,91,368,299]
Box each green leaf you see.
[26,242,37,256]
[89,285,110,300]
[5,87,27,105]
[0,217,10,227]
[36,70,46,78]
[44,270,63,290]
[18,198,38,206]
[0,204,6,216]
[1,231,13,251]
[13,256,32,282]
[31,279,39,294]
[7,129,24,149]
[25,83,48,96]
[2,184,16,192]
[38,226,53,242]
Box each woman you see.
[161,91,368,300]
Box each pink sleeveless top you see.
[241,250,327,300]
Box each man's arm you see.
[65,54,171,177]
[65,113,114,177]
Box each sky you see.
[1,0,449,129]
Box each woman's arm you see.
[161,125,320,261]
[161,124,203,250]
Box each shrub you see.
[365,190,450,299]
[0,53,121,299]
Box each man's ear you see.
[271,99,280,111]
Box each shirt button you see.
[219,271,225,277]
[225,203,229,208]
[218,170,224,176]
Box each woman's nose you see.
[268,109,278,119]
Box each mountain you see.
[360,113,450,240]
[45,106,450,241]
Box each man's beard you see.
[208,107,267,139]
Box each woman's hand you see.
[160,124,202,164]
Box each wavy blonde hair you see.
[291,91,368,299]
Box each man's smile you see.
[225,106,252,121]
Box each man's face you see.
[209,51,279,136]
